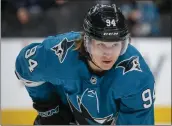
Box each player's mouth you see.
[102,60,112,64]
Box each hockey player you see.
[15,4,155,125]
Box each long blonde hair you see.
[73,32,89,58]
[73,32,85,51]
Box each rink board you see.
[1,106,171,125]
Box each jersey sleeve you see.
[15,43,75,125]
[116,76,155,125]
[15,31,81,124]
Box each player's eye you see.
[97,43,105,47]
[97,43,103,46]
[112,43,118,47]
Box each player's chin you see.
[101,62,114,70]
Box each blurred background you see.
[1,0,171,125]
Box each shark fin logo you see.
[66,94,115,125]
[116,56,142,75]
[51,38,75,63]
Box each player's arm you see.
[15,43,74,125]
[15,31,81,124]
[116,76,155,125]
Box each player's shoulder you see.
[110,44,155,97]
[42,31,81,50]
[15,31,82,81]
[42,31,82,64]
[41,31,83,78]
[116,44,152,75]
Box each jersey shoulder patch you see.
[116,56,142,75]
[50,37,75,63]
[115,44,152,76]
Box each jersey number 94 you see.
[25,46,38,72]
[142,88,155,108]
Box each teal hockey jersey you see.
[15,31,155,125]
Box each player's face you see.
[90,39,122,70]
